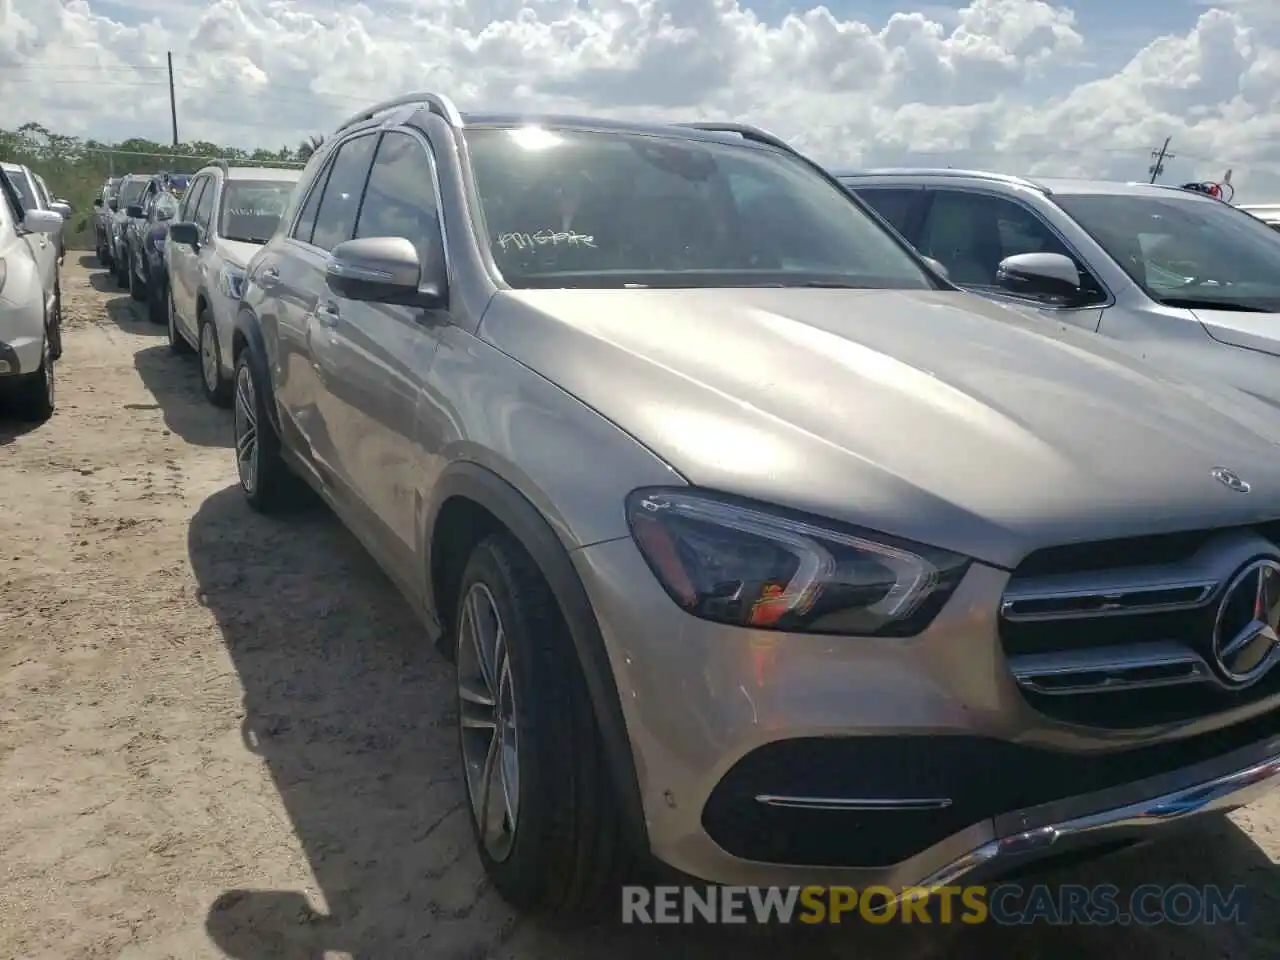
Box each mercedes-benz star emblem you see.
[1211,558,1280,687]
[1211,467,1251,493]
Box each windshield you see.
[1055,193,1280,311]
[119,179,148,207]
[463,127,935,290]
[219,180,294,243]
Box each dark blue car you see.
[123,173,190,323]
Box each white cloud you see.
[3,0,1280,199]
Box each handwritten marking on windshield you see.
[497,230,596,250]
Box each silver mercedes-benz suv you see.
[231,93,1280,914]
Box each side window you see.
[919,190,1102,302]
[181,177,206,220]
[292,169,330,244]
[193,178,216,233]
[354,131,442,266]
[310,134,379,252]
[855,187,920,238]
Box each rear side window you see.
[854,187,920,237]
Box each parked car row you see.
[0,161,69,420]
[57,96,1280,918]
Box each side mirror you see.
[126,204,144,219]
[996,252,1082,301]
[169,221,200,248]
[325,236,445,308]
[49,201,72,220]
[108,199,119,212]
[921,256,950,281]
[157,208,174,222]
[93,198,104,208]
[23,209,64,235]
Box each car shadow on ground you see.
[0,417,44,445]
[86,268,160,335]
[133,343,232,447]
[188,484,1280,960]
[76,252,100,270]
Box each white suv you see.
[166,162,301,406]
[0,166,65,421]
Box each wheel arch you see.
[425,460,649,853]
[231,308,283,439]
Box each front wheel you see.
[12,338,55,423]
[454,533,631,915]
[115,250,129,289]
[199,312,232,407]
[167,288,193,355]
[147,269,167,325]
[128,254,147,302]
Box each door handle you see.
[316,300,341,328]
[258,267,280,289]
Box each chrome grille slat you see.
[999,528,1280,718]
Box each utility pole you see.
[166,51,179,147]
[1148,136,1174,183]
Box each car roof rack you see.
[213,159,230,174]
[334,92,464,135]
[673,121,799,156]
[835,167,1052,194]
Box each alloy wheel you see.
[233,363,258,494]
[200,323,219,393]
[456,582,520,862]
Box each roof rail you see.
[674,121,799,156]
[835,167,1052,194]
[213,159,230,175]
[334,92,464,135]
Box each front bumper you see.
[572,536,1280,887]
[0,336,42,376]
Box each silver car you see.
[839,169,1280,407]
[233,96,1280,914]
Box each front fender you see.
[232,309,283,439]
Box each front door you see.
[316,130,450,573]
[169,176,209,336]
[916,188,1107,332]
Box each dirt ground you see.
[2,257,1280,959]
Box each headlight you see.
[626,489,970,636]
[218,264,246,300]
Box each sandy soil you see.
[2,257,1280,959]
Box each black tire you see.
[167,288,193,355]
[49,282,63,361]
[128,253,147,302]
[233,348,297,512]
[198,310,232,407]
[147,269,167,325]
[453,532,631,915]
[12,338,55,423]
[115,250,129,289]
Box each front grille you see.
[999,525,1280,727]
[702,720,1280,868]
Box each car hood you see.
[481,287,1280,568]
[1189,306,1280,359]
[217,239,263,269]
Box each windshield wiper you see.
[221,235,269,244]
[1159,296,1272,313]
